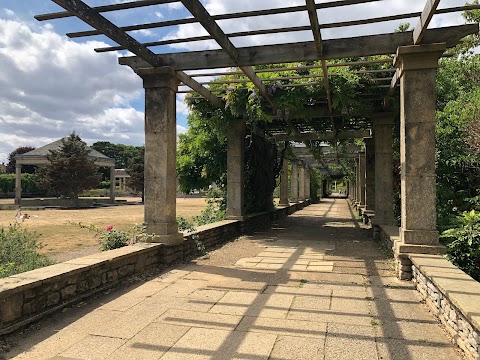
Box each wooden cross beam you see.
[180,0,274,108]
[414,0,441,45]
[35,0,178,21]
[274,130,371,142]
[119,25,477,71]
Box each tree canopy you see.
[6,146,36,174]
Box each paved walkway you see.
[4,199,461,360]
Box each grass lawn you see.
[0,197,207,255]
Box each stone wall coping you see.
[186,219,239,234]
[410,254,480,332]
[0,243,161,296]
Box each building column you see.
[136,67,182,244]
[354,157,359,205]
[15,164,21,205]
[364,137,375,212]
[373,114,395,226]
[226,118,246,220]
[109,167,115,203]
[298,164,306,201]
[279,158,289,206]
[394,43,446,279]
[358,152,366,208]
[291,162,299,203]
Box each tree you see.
[91,141,139,180]
[39,133,100,206]
[6,146,36,174]
[126,147,145,202]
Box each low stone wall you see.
[411,255,480,360]
[19,197,114,208]
[0,201,309,335]
[375,225,480,360]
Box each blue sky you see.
[0,0,469,162]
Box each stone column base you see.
[393,241,445,280]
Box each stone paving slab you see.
[3,199,462,360]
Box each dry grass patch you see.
[0,197,206,254]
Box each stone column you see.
[109,167,115,202]
[136,67,182,244]
[279,158,289,206]
[298,164,306,201]
[354,157,359,205]
[291,162,299,203]
[394,43,446,278]
[364,137,375,212]
[373,114,395,226]
[305,167,310,200]
[358,152,366,208]
[226,118,246,220]
[15,164,21,205]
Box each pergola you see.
[15,138,116,204]
[36,0,479,279]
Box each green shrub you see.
[99,225,129,251]
[441,210,480,281]
[177,216,196,233]
[0,225,53,278]
[0,174,45,194]
[98,181,110,189]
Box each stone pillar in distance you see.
[291,162,299,203]
[305,167,310,200]
[15,164,21,205]
[373,114,395,226]
[136,67,183,244]
[226,118,246,220]
[364,137,375,213]
[279,158,289,206]
[298,164,306,201]
[358,152,366,208]
[394,43,446,279]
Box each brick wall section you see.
[0,200,309,335]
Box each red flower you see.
[106,225,114,231]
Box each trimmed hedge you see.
[0,174,45,194]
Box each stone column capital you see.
[394,43,446,76]
[135,66,179,91]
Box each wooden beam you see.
[414,0,441,44]
[50,0,164,67]
[35,0,178,21]
[180,0,239,62]
[175,71,224,108]
[306,0,323,55]
[274,130,371,142]
[388,69,400,96]
[180,0,273,107]
[65,0,382,38]
[119,25,478,71]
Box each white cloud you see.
[2,8,15,17]
[0,19,147,161]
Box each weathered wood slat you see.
[35,0,178,21]
[175,71,223,108]
[65,0,382,38]
[51,0,164,67]
[279,130,370,141]
[306,0,323,55]
[119,25,478,71]
[414,0,441,45]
